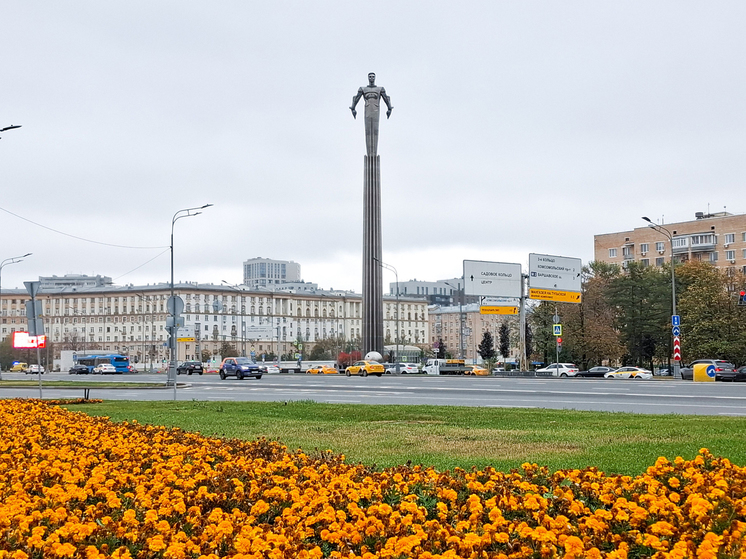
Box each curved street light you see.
[642,217,680,379]
[0,252,32,316]
[169,205,212,391]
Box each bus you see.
[74,353,130,374]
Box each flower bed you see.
[0,399,744,558]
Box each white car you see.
[535,363,579,377]
[92,363,117,374]
[26,364,45,374]
[385,363,420,374]
[605,366,652,380]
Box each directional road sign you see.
[672,325,681,337]
[673,336,682,361]
[528,254,582,303]
[480,306,519,315]
[464,260,522,298]
[528,288,582,303]
[167,295,185,316]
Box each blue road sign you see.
[672,315,680,326]
[706,365,716,378]
[553,324,562,336]
[672,325,681,337]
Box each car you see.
[219,357,262,380]
[92,363,117,374]
[656,367,671,376]
[604,366,652,380]
[576,366,616,378]
[680,360,738,381]
[26,364,45,374]
[345,360,385,377]
[736,366,746,382]
[465,365,490,376]
[68,364,90,375]
[177,360,204,375]
[535,363,579,377]
[260,365,281,374]
[306,365,339,375]
[385,363,420,374]
[10,362,28,372]
[492,366,506,373]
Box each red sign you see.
[673,336,681,361]
[12,332,47,349]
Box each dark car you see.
[177,360,204,375]
[736,366,746,382]
[219,357,262,380]
[680,360,737,381]
[68,364,90,375]
[576,366,616,378]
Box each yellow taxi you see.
[345,360,385,377]
[466,365,490,376]
[306,364,339,375]
[10,362,28,372]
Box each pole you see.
[519,273,527,371]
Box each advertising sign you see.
[463,260,522,298]
[12,332,47,349]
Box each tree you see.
[201,349,212,363]
[498,323,510,359]
[309,344,329,360]
[436,337,449,359]
[528,302,555,365]
[478,331,496,360]
[524,323,533,365]
[219,341,237,358]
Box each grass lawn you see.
[68,400,746,475]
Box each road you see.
[3,372,746,415]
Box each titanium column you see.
[350,73,393,356]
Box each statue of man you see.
[350,72,393,157]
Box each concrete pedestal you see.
[362,155,383,355]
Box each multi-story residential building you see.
[428,303,519,364]
[243,258,301,288]
[39,274,112,289]
[390,278,480,306]
[0,279,429,368]
[594,211,746,273]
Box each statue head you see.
[368,72,376,85]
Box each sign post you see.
[24,281,44,398]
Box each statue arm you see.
[380,88,393,118]
[350,87,363,119]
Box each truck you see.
[423,358,473,375]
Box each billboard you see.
[13,332,47,349]
[463,260,522,298]
[528,253,582,303]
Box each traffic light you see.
[739,290,746,306]
[556,337,562,350]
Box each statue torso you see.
[362,85,383,107]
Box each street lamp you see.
[373,257,400,373]
[443,280,465,359]
[0,253,32,316]
[0,124,22,139]
[642,216,681,379]
[169,205,212,388]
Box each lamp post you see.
[170,205,212,390]
[443,280,465,359]
[373,257,399,373]
[0,252,32,319]
[642,216,680,379]
[0,124,22,139]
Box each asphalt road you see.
[3,371,746,415]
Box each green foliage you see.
[498,323,510,359]
[477,331,495,360]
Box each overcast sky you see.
[2,1,745,293]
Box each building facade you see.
[428,303,519,364]
[1,280,429,368]
[242,258,301,288]
[594,211,746,273]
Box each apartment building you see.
[594,211,746,273]
[0,280,429,366]
[243,258,301,288]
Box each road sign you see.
[480,306,519,315]
[553,324,562,336]
[167,295,185,316]
[528,253,582,293]
[463,260,522,298]
[24,281,41,298]
[673,336,681,361]
[177,337,196,342]
[528,288,582,303]
[672,315,680,326]
[672,325,681,337]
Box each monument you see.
[350,73,393,356]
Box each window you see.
[742,232,746,242]
[710,252,718,262]
[640,243,649,254]
[743,249,746,259]
[672,237,688,249]
[726,250,735,261]
[655,257,664,267]
[724,233,735,245]
[622,246,634,258]
[656,242,665,252]
[640,259,649,267]
[608,248,617,258]
[691,234,715,246]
